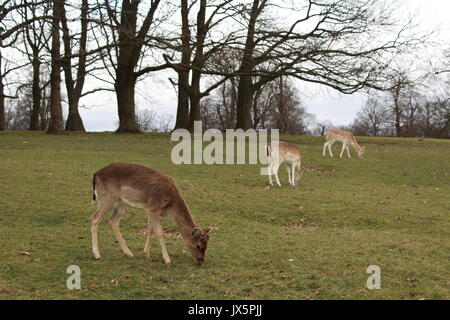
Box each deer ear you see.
[204,224,217,234]
[191,227,201,238]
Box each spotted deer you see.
[267,141,305,186]
[323,129,365,159]
[91,162,210,265]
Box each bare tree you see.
[47,0,64,133]
[171,0,191,130]
[61,0,90,131]
[165,0,234,131]
[97,0,170,133]
[18,0,52,130]
[202,74,311,134]
[352,97,389,136]
[233,0,423,130]
[157,113,174,132]
[136,108,157,132]
[0,28,5,130]
[0,1,52,42]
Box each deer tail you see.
[92,174,97,202]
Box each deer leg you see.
[291,162,296,186]
[148,211,171,264]
[144,214,153,258]
[268,161,274,186]
[91,201,114,260]
[109,205,134,258]
[273,163,282,186]
[328,142,334,157]
[346,146,352,158]
[286,165,292,186]
[340,143,346,158]
[323,142,328,156]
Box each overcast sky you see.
[77,0,450,132]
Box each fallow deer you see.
[323,129,365,159]
[91,162,210,265]
[267,141,305,186]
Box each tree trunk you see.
[277,76,287,134]
[29,55,41,130]
[235,0,260,130]
[0,74,4,131]
[187,88,201,132]
[65,94,85,131]
[47,0,64,134]
[186,0,206,132]
[62,0,87,132]
[187,67,201,132]
[394,102,402,137]
[113,0,143,133]
[175,71,190,130]
[174,0,191,130]
[116,75,140,133]
[0,35,4,130]
[236,75,254,130]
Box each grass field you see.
[0,131,449,300]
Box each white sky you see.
[74,0,450,131]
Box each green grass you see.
[0,131,449,300]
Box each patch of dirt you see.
[284,218,307,228]
[305,168,337,173]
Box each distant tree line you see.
[0,0,445,134]
[349,67,450,138]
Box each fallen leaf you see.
[347,270,358,276]
[89,285,100,289]
[18,251,30,256]
[137,229,180,238]
[111,279,118,284]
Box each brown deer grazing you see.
[267,141,305,186]
[323,129,365,159]
[91,162,210,265]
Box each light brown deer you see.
[91,162,210,265]
[323,129,365,159]
[267,141,305,186]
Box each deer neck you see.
[350,140,362,152]
[169,201,197,241]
